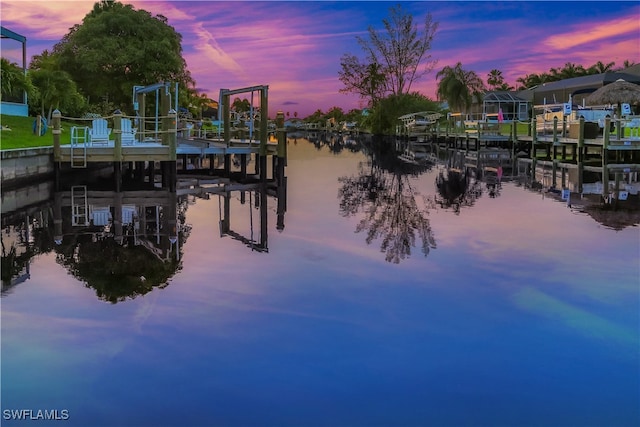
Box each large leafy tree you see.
[436,62,485,114]
[339,4,438,105]
[365,91,439,135]
[52,0,191,112]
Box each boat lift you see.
[132,82,178,141]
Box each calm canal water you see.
[2,136,639,427]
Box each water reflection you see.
[301,131,364,154]
[335,134,639,263]
[338,137,436,263]
[51,188,185,303]
[1,135,638,426]
[1,212,51,293]
[337,137,515,263]
[1,172,287,302]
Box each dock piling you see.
[114,111,123,162]
[52,109,61,162]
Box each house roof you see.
[533,71,640,93]
[484,91,528,102]
[621,64,640,77]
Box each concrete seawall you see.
[1,146,55,189]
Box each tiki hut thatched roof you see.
[586,79,640,106]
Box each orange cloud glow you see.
[544,15,640,50]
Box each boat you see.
[534,100,613,134]
[397,143,431,165]
[398,111,442,134]
[398,149,419,165]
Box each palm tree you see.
[615,60,637,71]
[232,97,251,113]
[487,69,507,91]
[192,92,213,119]
[551,62,587,80]
[515,73,551,90]
[29,68,81,120]
[436,62,486,114]
[0,58,33,102]
[363,62,387,106]
[588,61,616,74]
[28,49,85,119]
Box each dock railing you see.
[52,109,178,163]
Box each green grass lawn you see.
[0,114,84,150]
[1,114,53,150]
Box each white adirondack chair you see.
[91,206,112,226]
[121,205,137,225]
[120,118,137,145]
[89,118,111,145]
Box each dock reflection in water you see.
[2,172,286,302]
[1,135,638,427]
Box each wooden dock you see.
[411,116,640,201]
[50,85,287,192]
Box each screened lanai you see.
[482,91,530,122]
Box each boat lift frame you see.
[133,82,179,141]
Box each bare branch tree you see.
[357,4,438,97]
[339,4,438,105]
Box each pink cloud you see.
[0,1,92,38]
[1,1,638,117]
[544,15,640,50]
[189,24,245,74]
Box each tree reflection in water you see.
[338,137,436,263]
[53,195,191,303]
[434,169,483,214]
[55,237,180,303]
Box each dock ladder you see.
[70,126,89,168]
[71,185,89,226]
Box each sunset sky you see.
[1,1,639,117]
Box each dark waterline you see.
[2,136,639,427]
